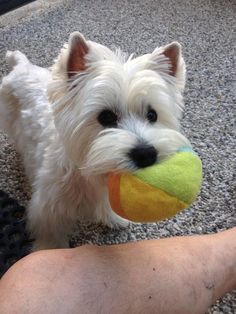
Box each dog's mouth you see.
[79,128,191,177]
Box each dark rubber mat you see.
[0,0,36,15]
[0,190,32,277]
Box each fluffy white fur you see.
[0,32,190,250]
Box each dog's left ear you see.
[151,42,186,91]
[67,32,89,78]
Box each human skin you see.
[0,228,235,314]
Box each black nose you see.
[129,144,157,168]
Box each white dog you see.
[0,32,190,250]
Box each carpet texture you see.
[0,0,235,312]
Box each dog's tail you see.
[6,50,30,70]
[0,51,30,138]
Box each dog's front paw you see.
[104,210,130,229]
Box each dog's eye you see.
[147,109,158,123]
[98,110,118,127]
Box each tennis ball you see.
[108,147,202,223]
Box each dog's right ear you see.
[150,42,186,91]
[67,32,89,78]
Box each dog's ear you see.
[67,32,89,77]
[151,42,186,91]
[161,42,181,77]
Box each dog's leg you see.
[94,198,130,229]
[26,143,86,251]
[83,177,129,228]
[27,167,82,251]
[28,166,129,251]
[28,192,73,251]
[28,192,129,251]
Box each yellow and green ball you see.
[108,147,202,223]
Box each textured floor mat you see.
[0,190,32,277]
